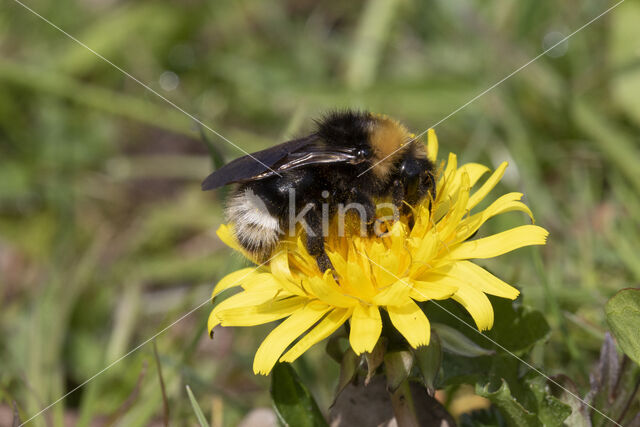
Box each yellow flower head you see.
[208,130,548,375]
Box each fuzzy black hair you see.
[315,109,373,147]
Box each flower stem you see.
[389,379,419,427]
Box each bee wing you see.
[201,134,358,190]
[201,135,318,190]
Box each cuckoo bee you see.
[202,111,435,272]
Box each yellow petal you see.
[369,245,402,289]
[349,304,382,354]
[410,203,432,238]
[270,250,295,282]
[384,223,410,267]
[485,192,533,221]
[211,268,259,298]
[306,272,355,308]
[269,252,307,296]
[438,261,519,299]
[447,225,548,260]
[455,192,534,243]
[432,196,451,225]
[427,128,438,162]
[387,300,431,348]
[345,253,376,302]
[207,309,222,332]
[327,249,349,279]
[280,308,353,363]
[467,162,508,210]
[438,153,458,199]
[291,238,319,277]
[446,164,472,202]
[209,286,289,332]
[452,285,494,331]
[253,301,330,375]
[216,224,243,252]
[459,163,490,187]
[240,273,284,291]
[373,279,412,306]
[437,172,470,241]
[409,277,458,301]
[216,296,306,327]
[409,232,439,277]
[212,285,281,317]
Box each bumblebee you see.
[202,110,435,272]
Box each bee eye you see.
[357,147,372,159]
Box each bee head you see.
[316,110,422,179]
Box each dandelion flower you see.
[208,129,548,375]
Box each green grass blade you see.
[186,385,210,427]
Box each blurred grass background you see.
[1,0,640,425]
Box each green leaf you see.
[414,331,442,392]
[526,376,572,427]
[334,349,359,401]
[605,288,640,366]
[432,323,494,357]
[270,363,328,427]
[476,376,572,427]
[487,299,550,354]
[383,350,413,392]
[325,335,346,363]
[185,385,210,427]
[476,380,539,427]
[364,337,387,385]
[553,376,591,427]
[425,298,550,356]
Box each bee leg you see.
[315,252,333,274]
[304,205,334,273]
[396,154,436,213]
[417,170,436,205]
[364,201,377,236]
[345,187,376,236]
[391,179,405,213]
[390,178,420,227]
